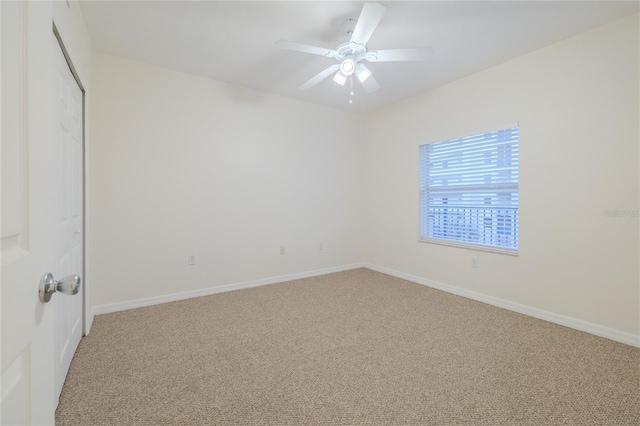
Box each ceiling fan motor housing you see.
[334,41,367,62]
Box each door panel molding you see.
[1,0,29,252]
[0,346,31,425]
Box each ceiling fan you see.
[276,2,433,97]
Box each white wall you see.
[363,14,639,337]
[90,53,363,306]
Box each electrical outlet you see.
[471,257,478,268]
[188,255,196,265]
[280,246,285,255]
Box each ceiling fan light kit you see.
[276,2,434,102]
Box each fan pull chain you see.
[349,76,354,104]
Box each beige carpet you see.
[56,268,639,425]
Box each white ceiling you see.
[79,1,639,113]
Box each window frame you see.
[418,124,520,256]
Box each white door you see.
[1,1,82,424]
[53,29,84,403]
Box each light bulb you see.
[340,58,355,76]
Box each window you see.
[419,125,519,255]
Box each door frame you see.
[52,22,88,336]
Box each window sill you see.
[418,237,519,256]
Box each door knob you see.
[38,273,81,303]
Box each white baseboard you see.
[91,260,639,348]
[93,262,366,316]
[363,263,640,348]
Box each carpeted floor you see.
[56,268,639,425]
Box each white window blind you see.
[419,126,519,254]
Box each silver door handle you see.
[38,273,81,303]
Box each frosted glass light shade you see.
[340,59,355,76]
[356,64,372,83]
[333,72,347,86]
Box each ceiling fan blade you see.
[367,47,435,62]
[350,2,387,47]
[360,73,380,93]
[276,40,337,58]
[299,64,341,90]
